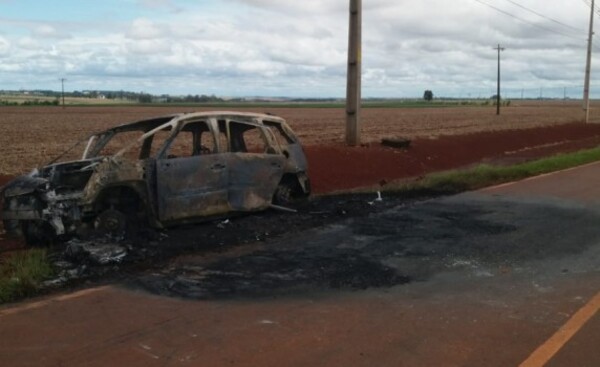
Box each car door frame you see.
[220,119,286,211]
[154,117,230,223]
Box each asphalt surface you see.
[2,162,600,366]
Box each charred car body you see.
[0,112,310,244]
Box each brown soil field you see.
[0,101,598,176]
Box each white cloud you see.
[128,18,166,40]
[127,39,172,54]
[0,0,597,97]
[228,0,345,13]
[33,24,71,39]
[136,0,183,13]
[137,0,171,7]
[0,36,9,55]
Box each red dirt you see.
[0,175,13,188]
[306,122,600,193]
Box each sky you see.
[0,0,598,98]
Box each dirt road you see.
[1,162,600,366]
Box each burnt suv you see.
[0,112,310,244]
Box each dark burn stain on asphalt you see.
[126,193,416,299]
[125,193,600,300]
[135,248,409,299]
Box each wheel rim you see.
[274,184,293,205]
[95,209,127,237]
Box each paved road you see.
[2,162,600,366]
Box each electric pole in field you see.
[59,78,67,108]
[346,0,362,146]
[584,0,595,123]
[494,44,505,115]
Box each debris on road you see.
[381,137,411,149]
[368,191,383,205]
[269,204,298,213]
[65,239,128,265]
[216,219,230,229]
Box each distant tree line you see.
[162,94,224,103]
[0,99,59,106]
[0,90,226,104]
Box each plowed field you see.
[0,101,596,176]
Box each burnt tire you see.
[94,209,128,239]
[22,220,55,247]
[2,219,20,235]
[273,182,295,206]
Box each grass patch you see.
[0,249,54,303]
[386,146,600,196]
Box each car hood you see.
[1,174,48,198]
[2,158,104,198]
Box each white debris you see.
[66,239,128,265]
[216,219,231,229]
[368,191,384,205]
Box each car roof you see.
[105,111,286,135]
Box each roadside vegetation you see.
[390,146,600,195]
[0,99,60,106]
[0,249,54,303]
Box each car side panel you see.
[225,153,285,211]
[155,155,229,222]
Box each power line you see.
[581,0,600,18]
[581,1,600,51]
[473,0,585,41]
[501,0,583,33]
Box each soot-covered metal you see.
[0,112,310,245]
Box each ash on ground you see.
[42,193,401,290]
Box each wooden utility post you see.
[60,78,67,109]
[584,0,595,123]
[346,0,362,146]
[494,44,505,115]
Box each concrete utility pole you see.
[584,0,595,123]
[494,44,505,115]
[346,0,362,146]
[59,78,67,108]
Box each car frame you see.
[0,111,310,244]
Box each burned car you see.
[0,112,310,245]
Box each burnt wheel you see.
[273,183,295,206]
[22,220,55,247]
[2,219,20,236]
[94,209,128,238]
